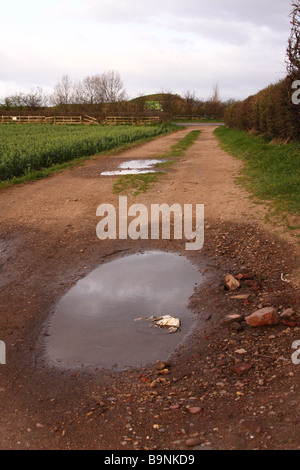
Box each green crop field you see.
[0,123,175,183]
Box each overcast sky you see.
[1,0,293,101]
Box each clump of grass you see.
[113,172,163,196]
[154,160,176,169]
[162,130,201,159]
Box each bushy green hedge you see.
[224,76,300,140]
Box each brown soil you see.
[0,126,299,450]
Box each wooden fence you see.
[0,115,162,125]
[0,115,98,125]
[104,116,162,126]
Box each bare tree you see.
[2,71,128,108]
[204,83,225,117]
[48,71,127,106]
[2,87,47,108]
[100,70,127,103]
[81,74,104,104]
[23,87,47,107]
[51,74,74,106]
[3,94,24,108]
[210,82,221,104]
[71,72,126,104]
[71,80,86,104]
[183,90,197,115]
[287,1,300,76]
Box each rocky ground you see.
[0,126,299,450]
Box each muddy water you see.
[101,159,167,176]
[46,251,200,370]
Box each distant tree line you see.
[52,71,127,106]
[3,87,48,109]
[1,70,127,109]
[0,71,237,119]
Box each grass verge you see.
[214,126,300,238]
[113,130,201,196]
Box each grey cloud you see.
[62,0,292,48]
[1,0,292,99]
[78,0,290,30]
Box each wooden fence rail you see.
[0,115,89,125]
[104,116,161,125]
[1,115,163,125]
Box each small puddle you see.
[46,251,200,370]
[101,159,167,176]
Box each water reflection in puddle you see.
[46,251,200,370]
[101,159,167,176]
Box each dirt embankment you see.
[0,126,299,450]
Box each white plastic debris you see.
[134,315,181,333]
[281,273,291,283]
[154,315,180,329]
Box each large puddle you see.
[46,251,200,370]
[101,159,167,176]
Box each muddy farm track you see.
[0,126,299,450]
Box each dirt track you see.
[0,126,299,450]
